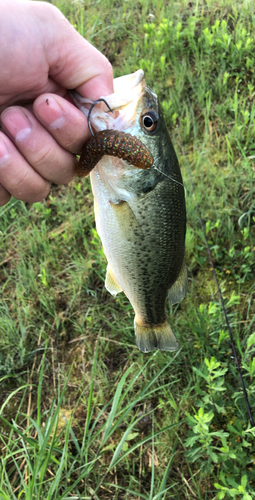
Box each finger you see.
[0,183,11,207]
[42,4,114,99]
[0,132,50,203]
[33,93,89,153]
[0,79,65,113]
[1,106,77,184]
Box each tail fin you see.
[135,320,179,353]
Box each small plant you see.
[193,357,228,413]
[185,408,229,473]
[215,473,253,500]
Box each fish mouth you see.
[111,70,158,116]
[70,70,158,136]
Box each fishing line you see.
[153,157,185,190]
[153,165,185,189]
[177,132,254,427]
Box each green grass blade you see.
[105,483,149,499]
[100,363,135,448]
[155,438,178,500]
[0,385,29,416]
[81,340,99,456]
[112,421,182,468]
[150,416,155,500]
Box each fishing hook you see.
[87,98,113,137]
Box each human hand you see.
[0,0,113,206]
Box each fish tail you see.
[135,320,179,353]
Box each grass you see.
[0,0,255,498]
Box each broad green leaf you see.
[247,332,255,351]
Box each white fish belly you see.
[91,168,149,320]
[90,163,182,326]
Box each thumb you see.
[41,3,114,100]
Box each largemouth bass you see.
[71,70,187,353]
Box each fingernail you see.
[0,138,10,165]
[35,96,65,129]
[1,108,32,142]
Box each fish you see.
[71,69,187,353]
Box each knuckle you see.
[11,168,30,191]
[32,144,53,167]
[7,166,50,203]
[29,181,50,203]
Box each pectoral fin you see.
[105,266,122,296]
[168,257,188,305]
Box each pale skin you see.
[0,0,114,206]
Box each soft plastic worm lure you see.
[76,98,154,177]
[77,129,154,177]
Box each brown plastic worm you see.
[76,129,154,177]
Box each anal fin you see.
[105,266,122,296]
[168,257,188,305]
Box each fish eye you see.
[141,111,158,133]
